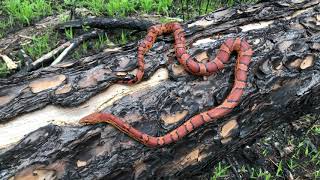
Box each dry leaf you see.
[0,54,18,70]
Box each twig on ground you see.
[32,42,71,69]
[51,43,75,65]
[51,30,103,66]
[18,35,34,40]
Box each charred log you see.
[0,0,320,179]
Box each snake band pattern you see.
[79,22,253,148]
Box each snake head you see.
[79,112,102,125]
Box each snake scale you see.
[79,22,253,148]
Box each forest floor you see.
[215,115,319,180]
[0,0,259,77]
[0,0,319,179]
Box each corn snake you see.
[80,22,253,148]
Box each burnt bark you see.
[1,0,320,179]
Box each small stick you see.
[32,42,71,68]
[51,43,75,65]
[51,30,103,66]
[18,35,34,40]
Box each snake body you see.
[80,22,253,148]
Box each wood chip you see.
[29,75,66,93]
[76,160,87,167]
[300,55,314,69]
[161,110,188,125]
[220,119,238,144]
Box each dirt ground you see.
[214,115,320,179]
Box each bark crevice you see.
[0,0,319,179]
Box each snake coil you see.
[80,22,253,148]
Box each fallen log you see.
[0,0,320,179]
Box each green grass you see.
[275,160,283,177]
[93,33,107,49]
[0,0,259,76]
[223,116,319,179]
[82,25,91,32]
[0,62,10,77]
[211,162,230,180]
[120,31,128,45]
[227,0,236,7]
[55,0,261,21]
[64,27,74,40]
[81,41,89,54]
[140,0,153,13]
[72,50,81,60]
[80,0,135,16]
[311,151,320,165]
[0,18,14,38]
[287,159,298,170]
[63,0,76,5]
[157,0,172,16]
[0,0,260,40]
[94,33,110,49]
[258,169,272,180]
[58,14,70,23]
[315,170,320,179]
[81,0,174,16]
[282,118,320,178]
[71,40,91,59]
[3,0,52,25]
[22,31,58,60]
[106,0,134,16]
[179,0,259,19]
[311,125,320,135]
[249,168,272,179]
[226,0,259,7]
[249,168,257,179]
[82,0,106,15]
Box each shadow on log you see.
[0,0,320,179]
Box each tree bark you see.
[1,0,320,179]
